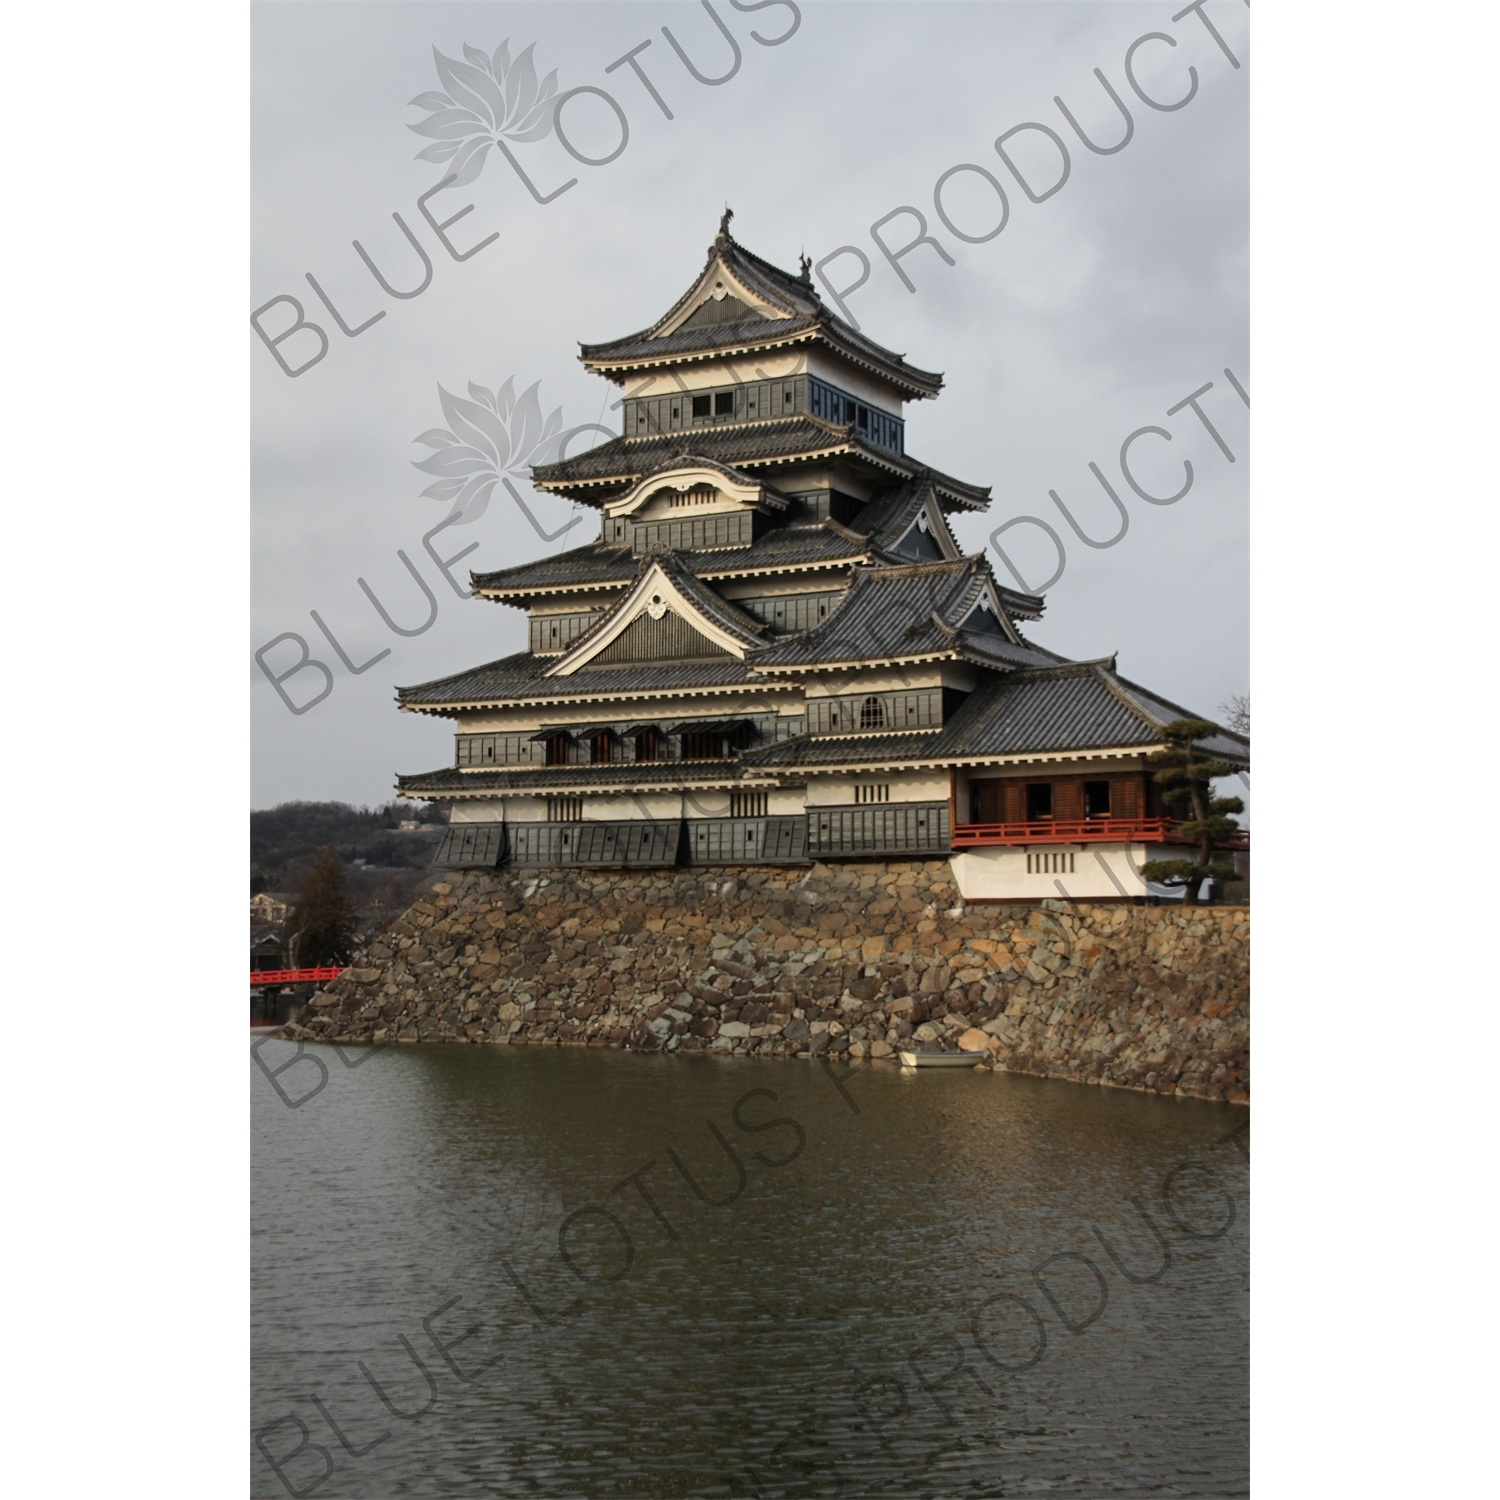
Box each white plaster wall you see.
[805,771,949,806]
[717,576,852,601]
[625,351,806,399]
[804,670,943,697]
[805,350,903,414]
[449,798,506,824]
[950,844,1152,900]
[767,789,807,815]
[585,793,684,820]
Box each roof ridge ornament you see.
[717,206,734,242]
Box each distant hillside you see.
[251,800,447,887]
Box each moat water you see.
[252,1041,1248,1498]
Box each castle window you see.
[1027,851,1076,874]
[692,394,711,417]
[672,405,680,420]
[1026,783,1053,819]
[859,696,886,729]
[730,791,767,818]
[591,732,613,764]
[714,390,735,416]
[634,728,661,762]
[548,797,583,823]
[544,734,571,767]
[1084,780,1111,817]
[855,783,890,804]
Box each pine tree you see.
[1139,718,1244,904]
[284,845,356,966]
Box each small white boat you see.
[899,1050,987,1068]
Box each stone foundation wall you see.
[287,861,1249,1103]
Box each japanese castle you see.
[396,215,1248,899]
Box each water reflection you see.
[253,1043,1248,1497]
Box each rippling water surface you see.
[252,1041,1247,1497]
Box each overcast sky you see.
[252,0,1249,811]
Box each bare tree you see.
[1219,694,1250,736]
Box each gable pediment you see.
[657,256,792,338]
[545,559,762,676]
[590,608,730,664]
[948,570,1025,645]
[605,462,781,519]
[679,292,767,330]
[892,495,959,562]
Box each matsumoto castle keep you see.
[396,217,1248,900]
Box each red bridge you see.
[250,967,345,986]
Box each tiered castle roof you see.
[394,216,1247,814]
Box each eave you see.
[581,323,943,401]
[751,650,961,676]
[396,682,792,718]
[752,743,1171,776]
[469,550,868,606]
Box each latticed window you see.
[855,783,890,804]
[859,696,886,730]
[730,791,767,818]
[1027,851,1076,874]
[547,797,583,822]
[634,729,660,762]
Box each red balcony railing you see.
[950,818,1249,849]
[249,967,345,986]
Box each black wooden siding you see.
[433,822,509,869]
[632,510,764,553]
[685,816,806,865]
[806,802,950,857]
[805,376,905,453]
[621,375,905,455]
[510,820,682,868]
[736,591,843,633]
[529,612,600,653]
[592,609,729,664]
[455,714,806,767]
[437,805,948,869]
[806,688,943,735]
[625,378,802,438]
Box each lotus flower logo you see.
[408,41,559,186]
[413,377,565,527]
